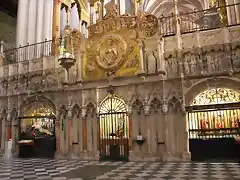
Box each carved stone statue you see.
[147,51,157,73]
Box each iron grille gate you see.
[186,103,240,161]
[99,94,129,161]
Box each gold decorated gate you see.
[187,88,240,161]
[99,93,129,161]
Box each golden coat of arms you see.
[96,34,127,71]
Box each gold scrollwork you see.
[96,34,128,71]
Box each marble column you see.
[70,4,80,30]
[16,0,29,62]
[16,0,29,48]
[43,0,54,56]
[27,0,37,45]
[36,0,45,58]
[43,0,54,41]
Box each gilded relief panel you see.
[82,1,158,81]
[83,29,141,80]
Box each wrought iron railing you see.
[159,3,240,36]
[2,40,54,65]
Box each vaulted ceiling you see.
[0,0,18,18]
[142,0,206,17]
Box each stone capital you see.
[161,104,168,115]
[81,107,86,118]
[144,104,150,116]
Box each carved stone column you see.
[67,105,72,157]
[79,106,86,156]
[157,37,165,74]
[59,110,66,156]
[144,104,151,155]
[128,105,140,161]
[55,110,61,158]
[138,39,146,75]
[162,103,171,161]
[181,104,191,161]
[92,113,99,159]
[1,114,6,151]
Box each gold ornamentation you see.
[104,0,118,19]
[140,14,158,37]
[190,88,240,106]
[96,34,127,71]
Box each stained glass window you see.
[99,94,128,139]
[190,88,240,106]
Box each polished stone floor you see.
[0,157,239,180]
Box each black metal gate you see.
[187,103,240,161]
[99,93,129,161]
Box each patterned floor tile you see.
[0,156,239,180]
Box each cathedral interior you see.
[0,0,239,163]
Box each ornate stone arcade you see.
[0,0,239,161]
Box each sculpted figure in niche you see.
[213,54,221,72]
[166,55,177,76]
[184,53,190,75]
[147,51,157,73]
[189,54,196,75]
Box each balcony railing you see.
[159,3,240,36]
[2,40,54,65]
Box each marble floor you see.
[0,157,239,180]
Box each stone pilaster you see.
[157,37,166,74]
[138,39,146,75]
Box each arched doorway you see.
[186,88,240,161]
[99,93,129,161]
[18,99,56,158]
